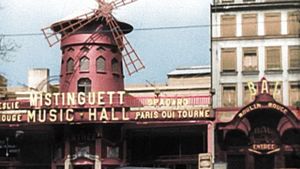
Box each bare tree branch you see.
[0,35,20,62]
[0,4,20,62]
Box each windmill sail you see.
[41,10,97,47]
[106,16,145,75]
[41,0,144,75]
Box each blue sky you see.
[0,0,212,86]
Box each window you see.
[77,78,91,94]
[243,47,258,71]
[243,84,256,105]
[80,46,90,52]
[265,46,281,70]
[66,58,74,73]
[80,56,89,71]
[97,46,106,51]
[265,13,281,36]
[288,11,300,35]
[221,48,236,72]
[221,15,236,37]
[289,82,300,106]
[111,58,119,73]
[242,14,257,36]
[243,0,255,2]
[222,85,237,107]
[269,82,282,103]
[289,46,300,70]
[67,47,75,52]
[96,56,106,72]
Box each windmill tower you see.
[42,0,144,93]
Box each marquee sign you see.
[238,102,288,118]
[247,77,281,98]
[248,126,281,155]
[0,91,213,124]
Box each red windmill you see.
[41,0,144,93]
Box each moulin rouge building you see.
[0,1,213,169]
[211,0,300,168]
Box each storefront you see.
[215,78,300,169]
[0,93,213,169]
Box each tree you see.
[0,35,19,62]
[0,3,19,62]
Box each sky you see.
[0,0,212,86]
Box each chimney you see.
[28,69,49,92]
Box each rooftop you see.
[167,65,211,76]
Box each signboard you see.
[247,78,281,98]
[0,91,213,124]
[198,153,212,169]
[248,126,280,155]
[238,102,288,119]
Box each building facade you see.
[0,12,213,169]
[0,66,212,169]
[211,0,300,168]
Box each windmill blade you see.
[112,0,138,9]
[41,10,99,47]
[105,16,145,75]
[95,0,105,6]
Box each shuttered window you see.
[288,11,300,35]
[221,48,236,72]
[269,82,282,103]
[289,82,300,106]
[243,85,256,105]
[221,15,236,37]
[265,13,281,36]
[243,47,258,71]
[242,14,257,36]
[289,46,300,70]
[265,47,281,70]
[222,85,237,107]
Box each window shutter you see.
[266,47,281,70]
[222,86,236,107]
[269,82,282,103]
[289,82,300,106]
[243,47,258,71]
[265,13,281,35]
[221,15,236,37]
[222,48,236,71]
[222,86,237,107]
[242,14,257,36]
[243,86,252,105]
[289,46,300,69]
[288,11,300,35]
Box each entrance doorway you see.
[126,125,207,169]
[254,155,274,169]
